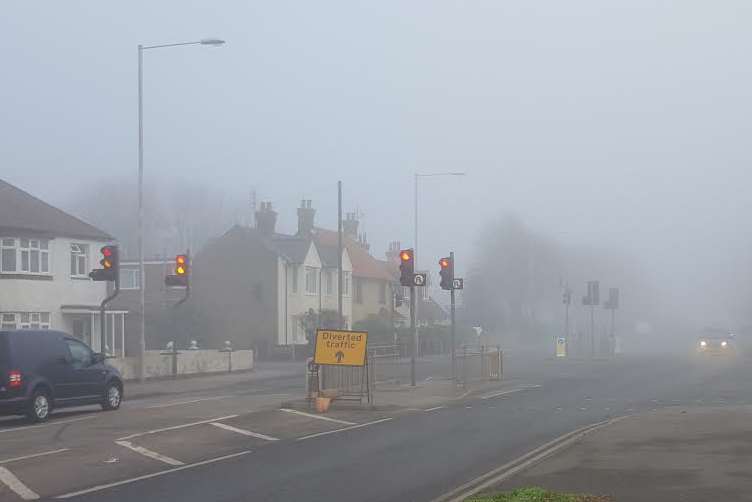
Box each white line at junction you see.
[297,418,393,441]
[0,449,70,465]
[0,466,39,500]
[480,385,542,400]
[279,408,355,425]
[117,415,239,440]
[55,451,252,499]
[424,406,446,412]
[0,415,96,434]
[115,441,184,466]
[210,422,279,441]
[144,395,233,409]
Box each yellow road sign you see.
[314,329,368,366]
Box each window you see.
[0,312,51,330]
[70,243,89,277]
[119,268,140,289]
[355,278,363,304]
[65,339,93,369]
[0,238,50,274]
[305,267,318,295]
[291,266,298,293]
[379,282,387,304]
[325,270,334,295]
[343,271,351,296]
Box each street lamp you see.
[137,38,226,382]
[413,171,465,362]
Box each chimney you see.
[255,201,277,236]
[343,212,359,240]
[297,199,315,236]
[358,232,370,252]
[385,241,401,262]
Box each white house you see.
[0,179,126,354]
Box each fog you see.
[2,1,751,333]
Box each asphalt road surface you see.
[1,352,749,501]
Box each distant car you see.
[0,330,123,422]
[697,330,736,356]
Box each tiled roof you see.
[0,179,112,241]
[314,228,394,281]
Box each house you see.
[0,179,126,354]
[109,257,187,354]
[188,201,353,358]
[315,213,401,325]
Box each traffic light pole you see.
[100,274,120,356]
[590,304,595,358]
[450,251,456,382]
[410,285,416,387]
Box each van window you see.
[0,334,9,365]
[65,339,93,369]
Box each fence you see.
[314,345,401,404]
[457,345,503,388]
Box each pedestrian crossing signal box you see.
[314,329,368,367]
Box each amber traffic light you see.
[399,249,414,287]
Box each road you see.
[0,352,750,501]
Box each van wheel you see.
[102,382,122,411]
[27,388,51,423]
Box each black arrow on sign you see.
[335,351,345,363]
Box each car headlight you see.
[721,341,728,347]
[700,340,707,347]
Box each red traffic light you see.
[439,258,450,268]
[400,250,412,262]
[102,246,113,257]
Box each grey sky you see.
[2,1,750,324]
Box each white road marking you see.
[210,422,279,441]
[144,395,232,409]
[0,466,39,500]
[0,416,96,434]
[55,451,252,499]
[0,449,69,465]
[297,418,393,441]
[279,408,355,425]
[424,406,446,412]
[117,415,239,440]
[432,417,626,502]
[114,441,184,466]
[480,385,542,400]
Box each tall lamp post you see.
[137,38,225,382]
[413,172,465,358]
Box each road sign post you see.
[410,285,416,387]
[449,252,456,382]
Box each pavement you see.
[0,351,750,501]
[493,405,752,502]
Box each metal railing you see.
[457,345,502,388]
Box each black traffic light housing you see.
[165,254,190,287]
[399,249,414,287]
[89,245,119,282]
[439,256,454,290]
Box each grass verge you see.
[468,486,611,502]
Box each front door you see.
[71,316,92,346]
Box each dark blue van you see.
[0,330,123,422]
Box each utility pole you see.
[410,284,416,387]
[449,251,456,382]
[337,181,343,329]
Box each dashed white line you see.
[117,415,239,440]
[0,466,39,500]
[114,441,184,466]
[297,418,393,441]
[55,451,252,499]
[0,448,69,465]
[144,395,232,409]
[279,408,355,425]
[0,415,96,434]
[210,422,279,441]
[424,406,446,412]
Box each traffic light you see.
[562,289,572,305]
[399,249,414,287]
[439,256,453,290]
[165,254,190,287]
[89,245,119,282]
[604,287,619,309]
